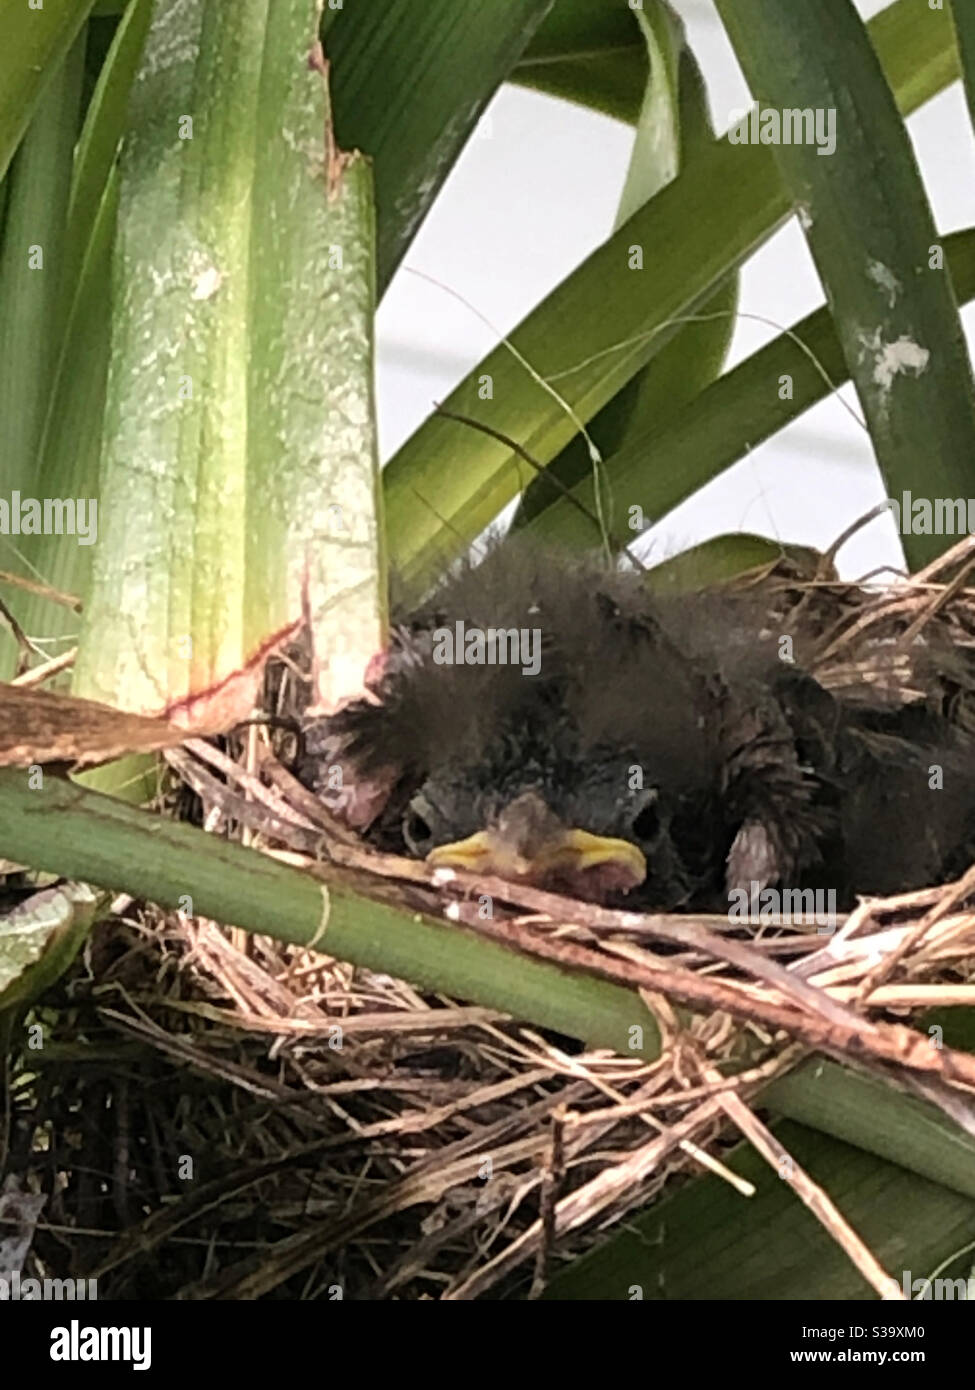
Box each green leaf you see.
[0,35,84,501]
[615,2,684,226]
[874,0,960,115]
[383,0,959,594]
[324,0,555,292]
[717,0,975,572]
[512,4,739,541]
[73,0,384,720]
[766,1060,975,1201]
[519,228,975,550]
[0,880,105,1014]
[0,34,85,677]
[63,0,152,297]
[5,7,152,677]
[0,0,94,184]
[8,171,117,675]
[644,534,825,593]
[512,0,648,124]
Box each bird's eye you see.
[403,802,434,854]
[631,794,660,842]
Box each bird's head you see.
[390,708,713,905]
[405,760,654,901]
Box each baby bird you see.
[298,547,975,911]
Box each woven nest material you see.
[8,538,975,1300]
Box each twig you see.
[858,862,975,1005]
[528,1106,565,1298]
[696,1056,905,1300]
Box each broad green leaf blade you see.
[0,36,84,497]
[74,0,384,720]
[247,25,383,715]
[384,0,959,593]
[0,768,662,1059]
[608,12,740,461]
[9,172,117,674]
[0,36,85,677]
[8,9,151,678]
[766,1060,975,1201]
[0,880,104,1014]
[717,0,975,573]
[615,2,680,225]
[644,534,825,593]
[324,0,555,293]
[875,0,960,114]
[522,228,975,549]
[512,0,648,124]
[544,1120,975,1299]
[0,0,94,183]
[512,7,739,541]
[63,0,152,297]
[516,0,958,128]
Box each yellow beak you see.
[426,825,646,887]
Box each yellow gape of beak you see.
[426,825,646,888]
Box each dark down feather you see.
[298,547,975,912]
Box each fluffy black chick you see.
[297,548,975,911]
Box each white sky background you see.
[375,0,975,580]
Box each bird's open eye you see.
[630,791,660,842]
[402,800,434,854]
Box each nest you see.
[7,538,975,1300]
